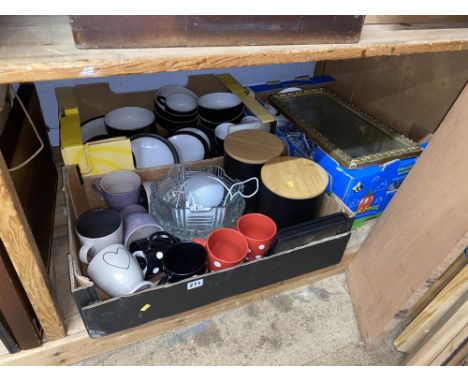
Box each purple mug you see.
[124,212,163,248]
[93,170,142,211]
[120,204,147,220]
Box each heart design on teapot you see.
[103,247,130,270]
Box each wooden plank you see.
[0,85,6,112]
[0,240,43,349]
[445,341,468,366]
[320,51,468,141]
[0,16,468,84]
[0,153,65,341]
[405,298,468,365]
[430,324,468,365]
[1,84,58,270]
[365,16,468,24]
[394,267,468,353]
[0,315,19,354]
[347,84,468,347]
[69,16,364,48]
[0,249,357,365]
[407,253,467,321]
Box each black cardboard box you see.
[64,157,354,338]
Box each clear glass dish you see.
[149,165,246,241]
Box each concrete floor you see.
[75,273,405,366]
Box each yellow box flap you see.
[217,73,276,124]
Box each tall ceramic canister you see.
[223,130,285,213]
[258,156,329,229]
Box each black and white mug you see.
[129,231,180,279]
[75,208,123,264]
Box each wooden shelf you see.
[0,16,468,84]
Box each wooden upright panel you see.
[320,51,468,141]
[0,240,42,349]
[0,153,65,341]
[347,84,468,347]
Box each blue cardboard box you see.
[248,75,335,94]
[275,124,423,227]
[313,146,418,226]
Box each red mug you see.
[193,228,249,271]
[237,213,277,260]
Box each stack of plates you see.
[80,117,109,143]
[130,134,179,169]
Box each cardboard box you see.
[64,157,354,338]
[57,74,275,177]
[313,146,418,226]
[275,125,423,227]
[248,75,336,101]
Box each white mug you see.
[75,208,123,264]
[85,243,153,297]
[228,117,262,135]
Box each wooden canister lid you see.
[224,130,284,165]
[261,157,329,200]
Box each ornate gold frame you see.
[269,88,422,168]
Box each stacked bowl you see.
[198,92,244,130]
[154,85,199,132]
[197,92,245,155]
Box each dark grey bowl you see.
[197,92,243,123]
[105,106,156,138]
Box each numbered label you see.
[187,279,204,290]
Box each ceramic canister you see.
[223,130,284,213]
[257,156,329,229]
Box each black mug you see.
[129,231,179,280]
[158,242,207,284]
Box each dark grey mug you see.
[92,170,142,211]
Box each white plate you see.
[178,127,211,150]
[81,117,108,143]
[168,134,205,163]
[131,135,177,169]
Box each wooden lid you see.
[261,157,329,200]
[224,130,284,165]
